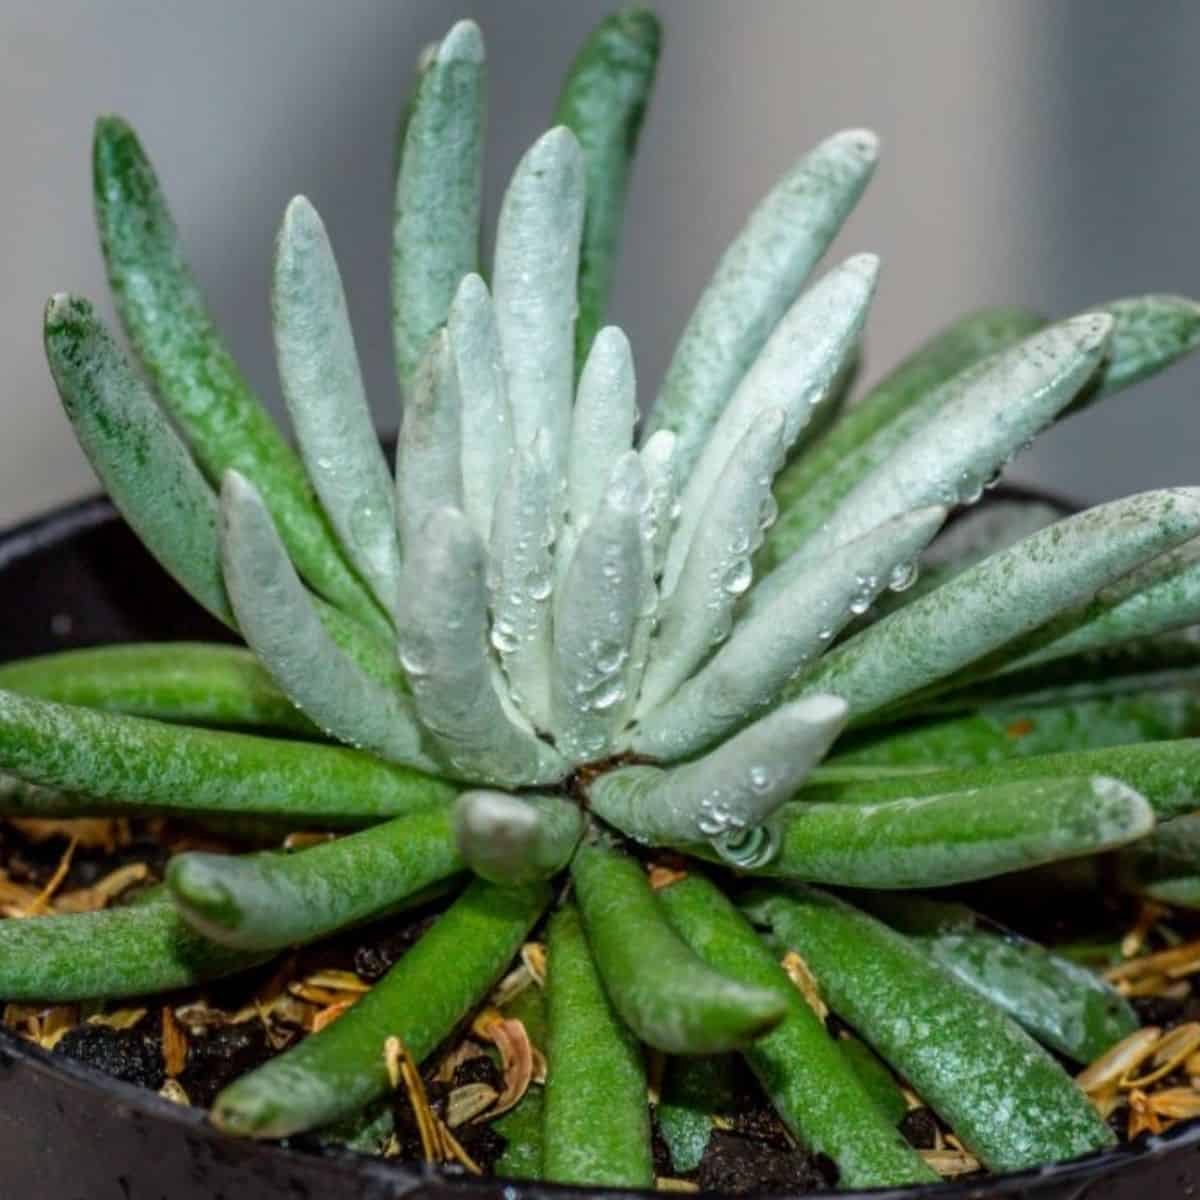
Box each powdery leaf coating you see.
[794,488,1200,718]
[391,20,486,391]
[644,128,879,476]
[592,695,848,851]
[453,790,583,884]
[635,506,946,760]
[273,197,401,610]
[767,306,1047,559]
[552,453,646,761]
[638,409,787,715]
[220,471,435,771]
[450,274,513,546]
[396,330,464,558]
[663,253,879,596]
[489,433,558,729]
[400,507,567,787]
[492,126,587,477]
[754,313,1114,611]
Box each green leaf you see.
[643,128,878,476]
[0,689,455,824]
[856,892,1138,1063]
[92,116,383,632]
[744,886,1115,1171]
[391,20,485,391]
[554,7,661,363]
[44,294,233,627]
[741,776,1153,888]
[803,738,1200,821]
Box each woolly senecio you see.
[5,7,1200,1191]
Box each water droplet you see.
[490,621,519,655]
[723,558,752,596]
[759,493,779,531]
[526,568,552,601]
[749,765,772,794]
[590,679,626,712]
[398,633,435,677]
[888,560,918,593]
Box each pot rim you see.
[1,488,1194,1200]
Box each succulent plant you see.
[5,6,1200,1191]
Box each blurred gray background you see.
[2,1,1197,526]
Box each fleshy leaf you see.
[92,115,383,631]
[752,313,1113,612]
[765,307,1046,568]
[590,695,848,862]
[554,6,661,362]
[748,776,1153,887]
[791,488,1200,719]
[637,409,787,716]
[492,127,586,476]
[396,329,463,556]
[552,453,646,761]
[273,197,401,611]
[220,471,435,771]
[450,274,513,546]
[400,507,567,787]
[634,507,946,760]
[489,433,558,729]
[567,326,638,535]
[391,20,486,391]
[44,294,233,627]
[663,254,878,594]
[643,129,879,476]
[453,790,583,884]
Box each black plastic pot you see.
[2,493,1200,1200]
